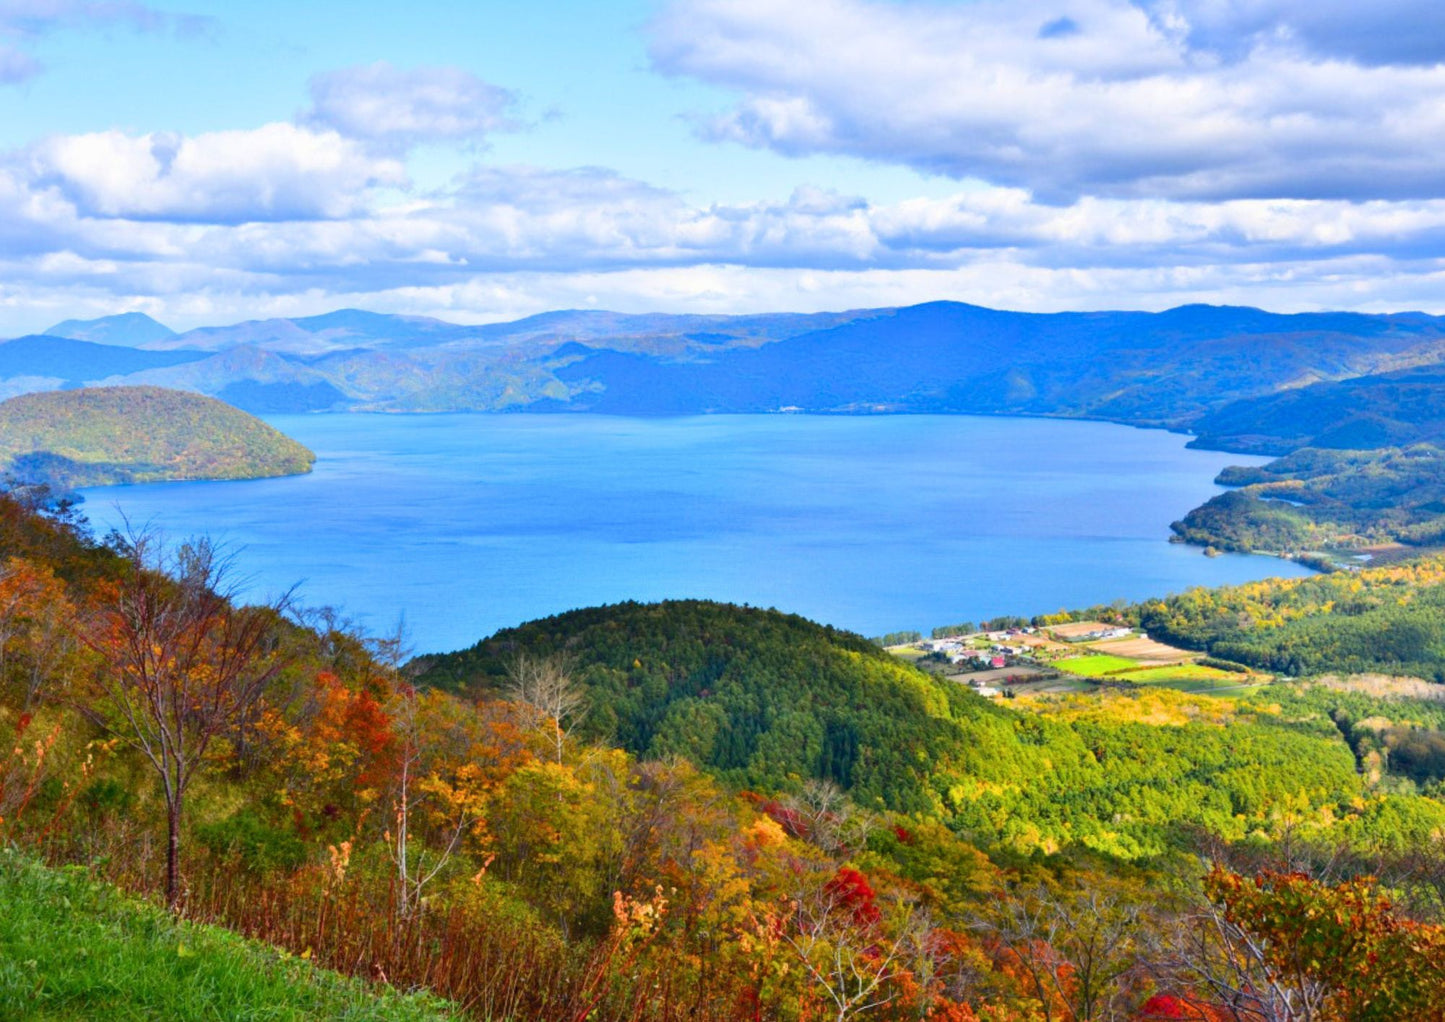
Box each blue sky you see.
[2,0,1445,332]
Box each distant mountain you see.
[0,336,207,382]
[550,302,1445,426]
[153,309,484,355]
[99,345,350,414]
[0,385,315,491]
[43,312,177,347]
[8,301,1445,441]
[142,306,890,358]
[434,307,892,352]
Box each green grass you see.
[1053,655,1140,677]
[0,850,454,1022]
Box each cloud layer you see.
[22,125,405,222]
[7,113,1445,330]
[649,0,1445,201]
[302,62,520,151]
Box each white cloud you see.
[19,124,407,223]
[9,118,1445,331]
[649,0,1445,201]
[302,62,519,150]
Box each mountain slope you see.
[1190,365,1445,455]
[0,385,315,489]
[0,336,206,381]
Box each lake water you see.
[77,414,1311,653]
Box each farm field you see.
[885,644,927,660]
[1053,655,1138,676]
[1053,655,1255,694]
[947,665,1052,685]
[1018,634,1072,654]
[1124,663,1242,683]
[1088,635,1194,662]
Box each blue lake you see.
[78,414,1312,653]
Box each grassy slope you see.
[0,850,453,1022]
[0,385,314,489]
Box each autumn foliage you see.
[2,490,1445,1021]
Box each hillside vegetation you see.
[1131,556,1445,680]
[1166,366,1445,553]
[4,488,1445,1018]
[416,600,1412,859]
[0,385,314,490]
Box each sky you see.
[2,0,1445,333]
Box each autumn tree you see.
[981,881,1149,1022]
[384,684,491,919]
[506,652,587,763]
[777,861,927,1021]
[1174,868,1445,1022]
[82,533,291,907]
[0,557,78,709]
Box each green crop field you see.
[1053,654,1139,676]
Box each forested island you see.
[4,489,1445,1018]
[0,385,315,492]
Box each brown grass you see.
[1088,636,1196,663]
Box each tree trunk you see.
[166,799,182,909]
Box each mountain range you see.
[7,303,1445,455]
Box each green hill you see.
[1172,444,1445,554]
[0,385,315,490]
[415,600,1376,858]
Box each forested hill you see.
[1188,365,1445,455]
[412,599,1380,858]
[415,601,959,812]
[0,385,315,490]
